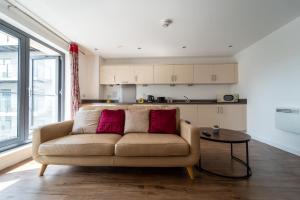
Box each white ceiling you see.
[15,0,300,58]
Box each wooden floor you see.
[0,139,299,200]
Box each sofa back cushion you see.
[124,109,149,133]
[96,109,125,134]
[148,109,177,134]
[72,110,101,134]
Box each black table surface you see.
[200,128,251,143]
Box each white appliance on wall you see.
[275,107,300,134]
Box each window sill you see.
[0,143,32,171]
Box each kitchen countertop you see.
[81,99,247,105]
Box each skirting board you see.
[0,144,32,171]
[251,135,300,156]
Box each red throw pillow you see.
[149,109,177,134]
[96,109,125,134]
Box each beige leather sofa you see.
[32,105,200,179]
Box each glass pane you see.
[0,30,19,142]
[29,39,60,134]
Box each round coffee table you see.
[198,128,252,178]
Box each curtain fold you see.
[69,42,80,118]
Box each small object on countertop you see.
[185,120,191,124]
[137,98,144,104]
[106,99,112,103]
[212,125,220,134]
[202,131,211,137]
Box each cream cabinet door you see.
[176,105,198,125]
[173,65,194,84]
[100,65,115,84]
[193,65,214,84]
[114,65,134,84]
[197,105,219,127]
[212,64,237,84]
[133,65,154,84]
[218,104,247,131]
[154,65,174,84]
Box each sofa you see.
[32,105,200,179]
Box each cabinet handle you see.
[135,75,138,82]
[211,74,214,81]
[114,75,116,82]
[217,107,219,113]
[220,107,223,113]
[171,75,174,82]
[174,75,177,82]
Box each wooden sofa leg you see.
[186,166,194,180]
[39,164,48,176]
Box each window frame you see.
[0,19,65,152]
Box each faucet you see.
[184,96,191,103]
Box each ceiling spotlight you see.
[182,46,187,49]
[160,19,173,28]
[228,45,233,48]
[137,47,142,50]
[94,48,99,51]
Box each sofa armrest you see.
[180,120,200,160]
[32,120,74,160]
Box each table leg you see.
[246,141,250,177]
[230,143,233,158]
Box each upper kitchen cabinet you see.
[133,65,154,84]
[173,65,194,84]
[194,64,237,84]
[154,65,174,84]
[114,65,134,84]
[100,65,115,84]
[154,64,193,84]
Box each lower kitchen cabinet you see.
[176,105,198,125]
[197,104,246,131]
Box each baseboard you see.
[251,135,300,156]
[0,144,32,171]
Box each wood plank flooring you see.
[0,139,299,200]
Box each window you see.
[0,20,64,152]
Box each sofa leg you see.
[39,164,48,176]
[186,166,194,180]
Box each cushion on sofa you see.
[72,110,101,134]
[39,134,122,156]
[149,109,177,134]
[124,109,149,133]
[96,109,125,134]
[115,133,189,157]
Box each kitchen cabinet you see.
[194,64,237,84]
[173,65,194,84]
[114,65,134,84]
[196,104,246,131]
[133,65,154,84]
[154,65,174,84]
[100,65,115,84]
[154,64,194,84]
[176,105,198,125]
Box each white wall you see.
[79,54,100,99]
[232,17,300,155]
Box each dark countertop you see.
[81,99,247,105]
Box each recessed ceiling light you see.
[228,45,233,48]
[137,47,142,50]
[94,48,99,51]
[182,46,187,49]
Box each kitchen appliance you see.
[157,97,166,103]
[147,95,155,103]
[119,85,136,103]
[217,94,239,103]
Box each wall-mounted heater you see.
[275,107,300,134]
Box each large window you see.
[0,20,64,152]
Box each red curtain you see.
[69,42,80,118]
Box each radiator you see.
[275,107,300,134]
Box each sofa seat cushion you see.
[39,134,122,156]
[115,133,189,157]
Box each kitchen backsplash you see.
[100,84,232,100]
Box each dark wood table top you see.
[200,128,251,143]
